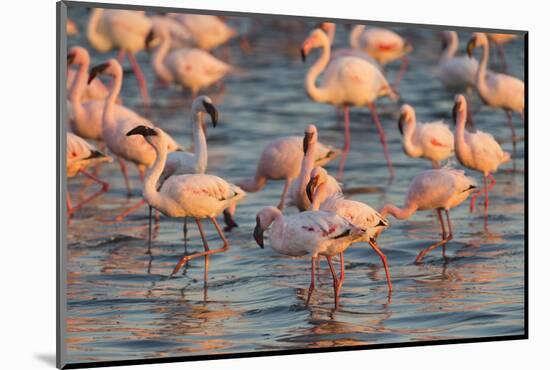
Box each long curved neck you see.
[87,9,104,50]
[192,112,208,173]
[442,32,458,59]
[475,41,490,97]
[103,69,122,129]
[402,120,422,157]
[350,25,365,49]
[304,42,331,103]
[68,59,89,105]
[144,137,169,209]
[152,35,173,82]
[311,181,330,211]
[297,140,317,199]
[380,203,417,220]
[454,108,470,160]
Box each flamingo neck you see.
[144,136,170,211]
[475,40,490,97]
[87,9,106,51]
[311,181,330,211]
[152,35,173,82]
[402,119,422,158]
[103,69,122,130]
[296,140,317,207]
[350,25,365,50]
[442,32,459,59]
[454,108,470,160]
[304,41,331,103]
[238,175,267,192]
[192,111,208,174]
[380,203,417,220]
[68,59,89,105]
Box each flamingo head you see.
[466,32,488,57]
[145,24,168,50]
[317,22,335,35]
[254,207,281,248]
[398,104,415,135]
[88,59,122,84]
[192,96,218,129]
[67,46,88,66]
[303,124,318,154]
[306,167,327,203]
[126,125,165,150]
[301,29,328,62]
[452,94,468,124]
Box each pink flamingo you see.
[125,125,246,279]
[87,8,152,106]
[88,59,183,221]
[453,95,510,216]
[167,13,237,50]
[67,47,111,104]
[301,28,398,179]
[67,18,79,37]
[380,167,478,263]
[254,206,366,308]
[307,166,392,292]
[66,133,112,217]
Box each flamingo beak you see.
[303,132,313,154]
[203,101,218,127]
[67,52,76,65]
[126,125,158,137]
[301,39,313,62]
[466,39,475,58]
[88,62,109,84]
[306,176,318,203]
[452,102,460,124]
[253,218,264,248]
[398,114,405,135]
[145,30,155,50]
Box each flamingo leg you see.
[277,178,292,210]
[368,102,395,178]
[127,52,150,106]
[437,209,448,259]
[223,202,238,232]
[116,49,126,64]
[114,198,146,222]
[505,110,517,155]
[183,217,189,247]
[393,56,409,90]
[170,217,230,278]
[484,175,490,219]
[368,240,393,291]
[326,256,341,308]
[337,252,345,292]
[68,169,110,216]
[306,256,317,307]
[337,105,351,179]
[117,157,132,196]
[496,43,507,72]
[415,209,453,264]
[147,205,153,255]
[488,173,496,191]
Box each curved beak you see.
[306,175,318,203]
[253,219,264,248]
[466,39,475,58]
[203,101,218,127]
[303,132,314,154]
[126,125,157,137]
[300,38,313,63]
[397,114,405,135]
[67,52,75,65]
[300,47,307,62]
[452,102,459,125]
[145,29,155,50]
[88,62,109,84]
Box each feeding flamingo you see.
[125,125,246,279]
[466,32,524,152]
[67,133,112,216]
[380,167,478,263]
[87,8,152,105]
[452,94,510,216]
[287,124,342,211]
[146,24,231,97]
[254,206,366,308]
[88,59,183,221]
[397,104,454,168]
[167,13,237,50]
[306,166,392,291]
[301,28,398,178]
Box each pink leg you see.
[505,110,517,154]
[306,256,317,307]
[415,209,453,264]
[337,252,345,291]
[127,52,150,106]
[484,175,490,219]
[437,209,447,258]
[68,169,110,216]
[326,256,341,308]
[368,240,393,291]
[277,178,292,210]
[117,49,126,64]
[368,102,395,178]
[118,158,132,196]
[488,173,496,191]
[337,105,351,179]
[392,56,409,90]
[114,198,146,222]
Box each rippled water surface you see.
[65,7,525,365]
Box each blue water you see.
[65,6,525,364]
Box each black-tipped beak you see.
[145,30,155,50]
[466,39,475,58]
[300,48,307,63]
[398,114,405,135]
[88,62,109,84]
[126,125,158,137]
[253,220,264,248]
[203,101,218,127]
[67,52,75,65]
[452,102,460,125]
[303,132,313,154]
[306,176,318,203]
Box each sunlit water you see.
[65,7,525,364]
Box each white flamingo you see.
[126,125,246,279]
[467,32,524,151]
[287,124,341,211]
[301,28,398,178]
[380,167,478,263]
[146,24,231,97]
[167,13,237,50]
[88,59,183,221]
[453,94,510,215]
[66,133,112,216]
[306,166,392,291]
[398,104,454,168]
[87,8,152,105]
[439,31,479,92]
[254,206,365,308]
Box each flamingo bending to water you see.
[398,104,454,168]
[67,133,112,216]
[301,28,398,178]
[167,14,237,50]
[307,166,392,291]
[126,125,246,278]
[87,8,152,105]
[380,167,477,263]
[453,95,510,216]
[254,206,366,308]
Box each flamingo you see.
[66,133,112,216]
[466,32,524,152]
[149,15,192,50]
[486,33,518,71]
[380,167,478,263]
[146,24,231,97]
[287,124,342,211]
[125,125,246,279]
[439,31,479,93]
[452,94,510,216]
[397,104,454,168]
[306,166,392,291]
[87,8,152,105]
[67,47,111,104]
[88,59,183,221]
[67,18,79,37]
[349,24,412,87]
[167,14,237,50]
[301,28,398,178]
[254,206,366,308]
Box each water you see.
[65,7,525,365]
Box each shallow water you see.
[65,7,525,365]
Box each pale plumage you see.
[150,15,192,49]
[439,31,479,92]
[349,25,411,65]
[167,14,237,50]
[398,104,454,167]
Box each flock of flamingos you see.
[66,9,524,308]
